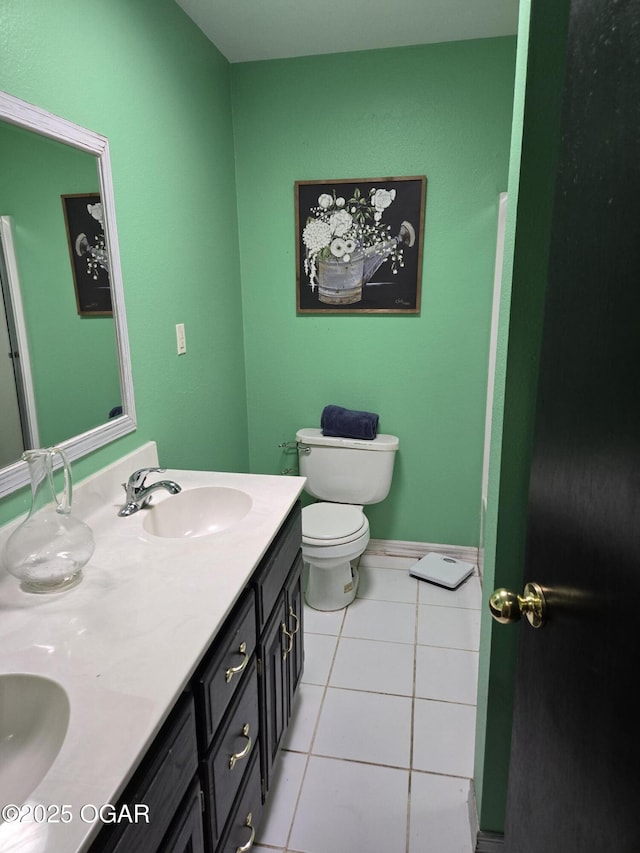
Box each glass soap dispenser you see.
[1,446,95,593]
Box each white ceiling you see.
[173,0,520,64]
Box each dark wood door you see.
[504,1,640,850]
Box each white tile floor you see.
[254,550,483,853]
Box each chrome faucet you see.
[118,467,182,517]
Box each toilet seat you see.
[302,502,367,547]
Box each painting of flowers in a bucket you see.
[61,192,112,316]
[296,176,426,314]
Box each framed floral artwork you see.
[295,176,426,314]
[61,193,112,316]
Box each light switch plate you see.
[176,323,186,355]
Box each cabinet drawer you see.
[92,693,198,853]
[216,750,263,853]
[202,656,260,848]
[197,588,256,750]
[253,503,301,632]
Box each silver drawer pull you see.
[288,606,299,636]
[236,812,255,853]
[226,641,248,683]
[281,622,293,660]
[229,723,252,769]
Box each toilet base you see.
[305,560,360,611]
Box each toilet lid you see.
[302,503,366,540]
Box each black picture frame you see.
[295,176,426,314]
[61,193,112,316]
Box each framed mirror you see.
[0,91,136,497]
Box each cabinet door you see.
[258,592,289,794]
[158,782,205,853]
[259,553,305,798]
[285,553,304,703]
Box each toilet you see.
[296,428,399,611]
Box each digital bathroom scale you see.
[409,552,475,589]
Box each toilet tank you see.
[296,428,399,505]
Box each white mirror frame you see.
[0,91,136,497]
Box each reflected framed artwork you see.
[61,193,112,316]
[295,176,426,314]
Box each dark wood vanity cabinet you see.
[90,502,303,853]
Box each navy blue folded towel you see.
[321,405,379,440]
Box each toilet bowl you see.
[302,502,370,611]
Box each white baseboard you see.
[366,538,479,567]
[475,831,505,851]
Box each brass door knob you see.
[489,582,546,628]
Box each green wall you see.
[0,122,120,445]
[0,0,249,525]
[233,39,516,544]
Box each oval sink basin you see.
[0,674,70,806]
[142,486,253,539]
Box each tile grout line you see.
[298,676,414,699]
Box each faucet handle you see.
[126,467,166,490]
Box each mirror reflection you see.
[0,122,121,469]
[0,91,135,496]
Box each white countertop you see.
[0,443,305,853]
